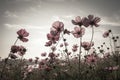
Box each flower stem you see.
[78,36,82,80]
[86,26,94,55]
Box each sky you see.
[0,0,120,59]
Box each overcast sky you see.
[0,0,120,59]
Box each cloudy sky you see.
[0,0,120,59]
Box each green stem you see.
[78,36,82,80]
[86,26,94,55]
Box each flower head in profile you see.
[45,41,52,47]
[18,46,27,56]
[71,27,85,38]
[47,31,60,44]
[9,54,18,59]
[41,52,47,57]
[72,44,78,52]
[17,29,29,42]
[49,52,55,58]
[81,41,94,50]
[11,45,20,53]
[64,29,70,35]
[28,58,33,62]
[103,30,110,38]
[87,15,101,27]
[52,21,64,33]
[51,46,56,52]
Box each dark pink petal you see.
[82,17,90,27]
[21,38,28,42]
[45,41,52,46]
[94,17,101,23]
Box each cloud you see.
[4,11,18,18]
[4,23,47,29]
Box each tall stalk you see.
[78,36,82,80]
[86,26,94,55]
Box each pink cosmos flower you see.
[29,58,33,62]
[64,29,70,35]
[41,52,47,57]
[17,29,29,42]
[39,60,46,65]
[18,46,27,56]
[64,42,68,46]
[87,15,101,27]
[72,27,85,38]
[60,43,63,47]
[72,44,78,52]
[51,46,56,51]
[49,52,55,58]
[47,33,59,43]
[52,21,64,33]
[50,30,60,36]
[45,66,52,72]
[9,54,17,59]
[72,16,90,27]
[85,54,98,64]
[45,41,52,46]
[81,41,94,50]
[35,57,39,60]
[11,45,19,53]
[103,31,110,38]
[67,52,71,55]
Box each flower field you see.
[0,15,120,80]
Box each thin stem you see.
[109,36,113,53]
[78,37,82,80]
[110,32,116,53]
[86,26,94,55]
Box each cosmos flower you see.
[45,41,52,47]
[87,15,101,27]
[60,43,63,47]
[85,54,98,64]
[72,44,78,52]
[41,52,47,57]
[49,52,55,58]
[9,54,17,59]
[18,46,27,56]
[81,41,94,50]
[10,45,20,53]
[47,33,59,43]
[64,29,70,35]
[28,58,33,62]
[17,29,29,42]
[45,66,52,72]
[72,16,90,27]
[64,42,68,46]
[71,27,85,38]
[103,31,110,38]
[52,21,64,33]
[51,46,56,51]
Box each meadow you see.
[0,15,120,80]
